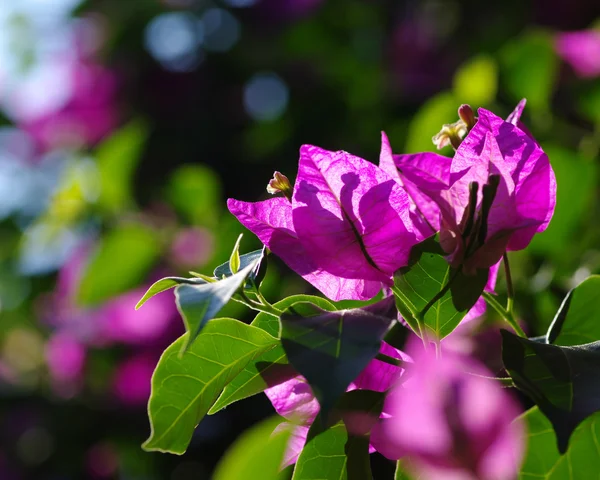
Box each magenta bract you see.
[371,341,524,480]
[555,29,600,78]
[228,145,428,301]
[384,104,556,273]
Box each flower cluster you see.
[227,100,556,478]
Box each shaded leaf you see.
[213,416,291,480]
[281,297,395,420]
[209,295,336,414]
[77,223,160,306]
[393,238,487,339]
[143,319,278,454]
[136,276,206,310]
[176,260,260,353]
[519,407,600,479]
[501,330,600,452]
[547,275,600,346]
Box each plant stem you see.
[236,291,283,318]
[467,371,516,388]
[482,291,526,337]
[503,253,514,314]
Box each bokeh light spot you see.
[243,72,289,121]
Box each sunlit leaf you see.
[292,419,370,480]
[136,276,207,310]
[176,260,260,353]
[392,238,487,339]
[519,407,600,478]
[143,319,278,454]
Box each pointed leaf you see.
[280,297,395,420]
[519,407,600,478]
[228,234,243,274]
[177,260,259,352]
[213,247,266,288]
[547,275,600,346]
[501,330,600,452]
[143,319,278,454]
[292,419,370,480]
[393,238,487,339]
[209,295,336,414]
[213,416,291,480]
[136,276,206,310]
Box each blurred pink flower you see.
[169,227,215,268]
[45,333,86,383]
[112,353,156,406]
[20,59,119,152]
[371,340,524,480]
[556,29,600,78]
[44,247,177,347]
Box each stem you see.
[467,372,515,388]
[482,292,526,337]
[236,291,283,318]
[375,353,405,367]
[503,253,514,314]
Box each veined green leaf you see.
[143,319,278,454]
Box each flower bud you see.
[458,104,476,130]
[266,171,293,200]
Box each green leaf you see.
[176,260,260,353]
[453,54,498,106]
[136,276,207,310]
[143,319,278,454]
[228,234,243,274]
[213,247,266,288]
[77,223,161,306]
[547,276,600,346]
[293,419,370,480]
[281,297,395,420]
[96,119,147,213]
[392,238,487,339]
[519,407,600,479]
[209,295,336,415]
[213,416,291,480]
[405,91,457,154]
[500,30,558,111]
[501,330,600,452]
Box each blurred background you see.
[0,0,599,478]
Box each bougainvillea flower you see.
[382,105,556,273]
[266,342,408,466]
[555,29,600,78]
[371,340,524,480]
[228,145,428,301]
